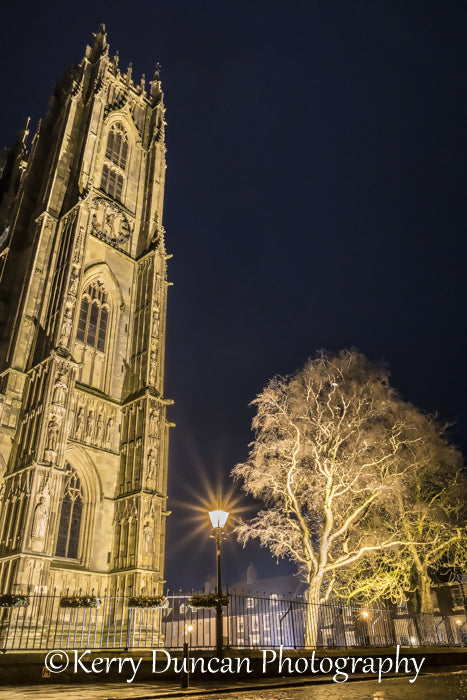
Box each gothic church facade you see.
[0,26,171,595]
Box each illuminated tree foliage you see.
[333,414,467,615]
[232,350,466,643]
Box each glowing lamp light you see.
[361,610,369,619]
[209,509,229,529]
[187,624,194,633]
[455,619,463,626]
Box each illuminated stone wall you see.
[0,26,171,595]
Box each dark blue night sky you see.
[1,1,466,591]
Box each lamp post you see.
[209,509,229,657]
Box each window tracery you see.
[76,281,109,353]
[100,123,128,201]
[55,465,84,560]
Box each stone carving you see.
[143,522,154,555]
[28,560,44,587]
[59,309,73,346]
[52,373,68,406]
[147,449,156,479]
[151,306,159,337]
[149,408,158,436]
[149,349,157,381]
[75,406,84,439]
[73,226,85,265]
[31,496,49,539]
[46,417,59,451]
[90,197,132,248]
[104,417,114,447]
[96,414,104,443]
[69,267,79,297]
[85,410,95,441]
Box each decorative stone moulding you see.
[188,593,229,608]
[128,595,167,608]
[59,595,100,609]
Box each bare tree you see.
[232,350,466,645]
[333,416,467,616]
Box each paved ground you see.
[0,669,466,700]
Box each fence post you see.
[125,605,132,651]
[180,641,189,689]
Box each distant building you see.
[0,26,171,596]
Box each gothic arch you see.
[73,263,123,393]
[104,112,140,146]
[58,445,103,567]
[53,446,102,567]
[97,114,139,205]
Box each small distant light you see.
[361,610,369,619]
[187,624,194,633]
[455,619,463,626]
[209,510,229,529]
[410,637,417,644]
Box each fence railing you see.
[0,590,466,652]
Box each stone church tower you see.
[0,26,171,596]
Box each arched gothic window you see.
[76,281,109,352]
[55,465,84,559]
[105,123,128,168]
[101,165,123,200]
[100,123,127,201]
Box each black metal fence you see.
[0,590,466,652]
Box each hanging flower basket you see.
[189,593,229,608]
[128,595,168,608]
[0,594,29,608]
[60,596,100,609]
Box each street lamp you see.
[209,509,229,657]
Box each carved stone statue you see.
[59,308,73,345]
[69,268,79,296]
[147,449,156,479]
[151,306,159,337]
[149,409,158,436]
[96,414,104,442]
[104,417,114,447]
[149,350,157,379]
[143,522,154,555]
[28,560,44,587]
[75,406,84,439]
[31,497,49,539]
[46,417,59,451]
[85,410,95,441]
[52,374,68,406]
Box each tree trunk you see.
[304,575,323,648]
[411,557,436,644]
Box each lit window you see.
[270,593,279,607]
[246,597,255,609]
[55,465,83,559]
